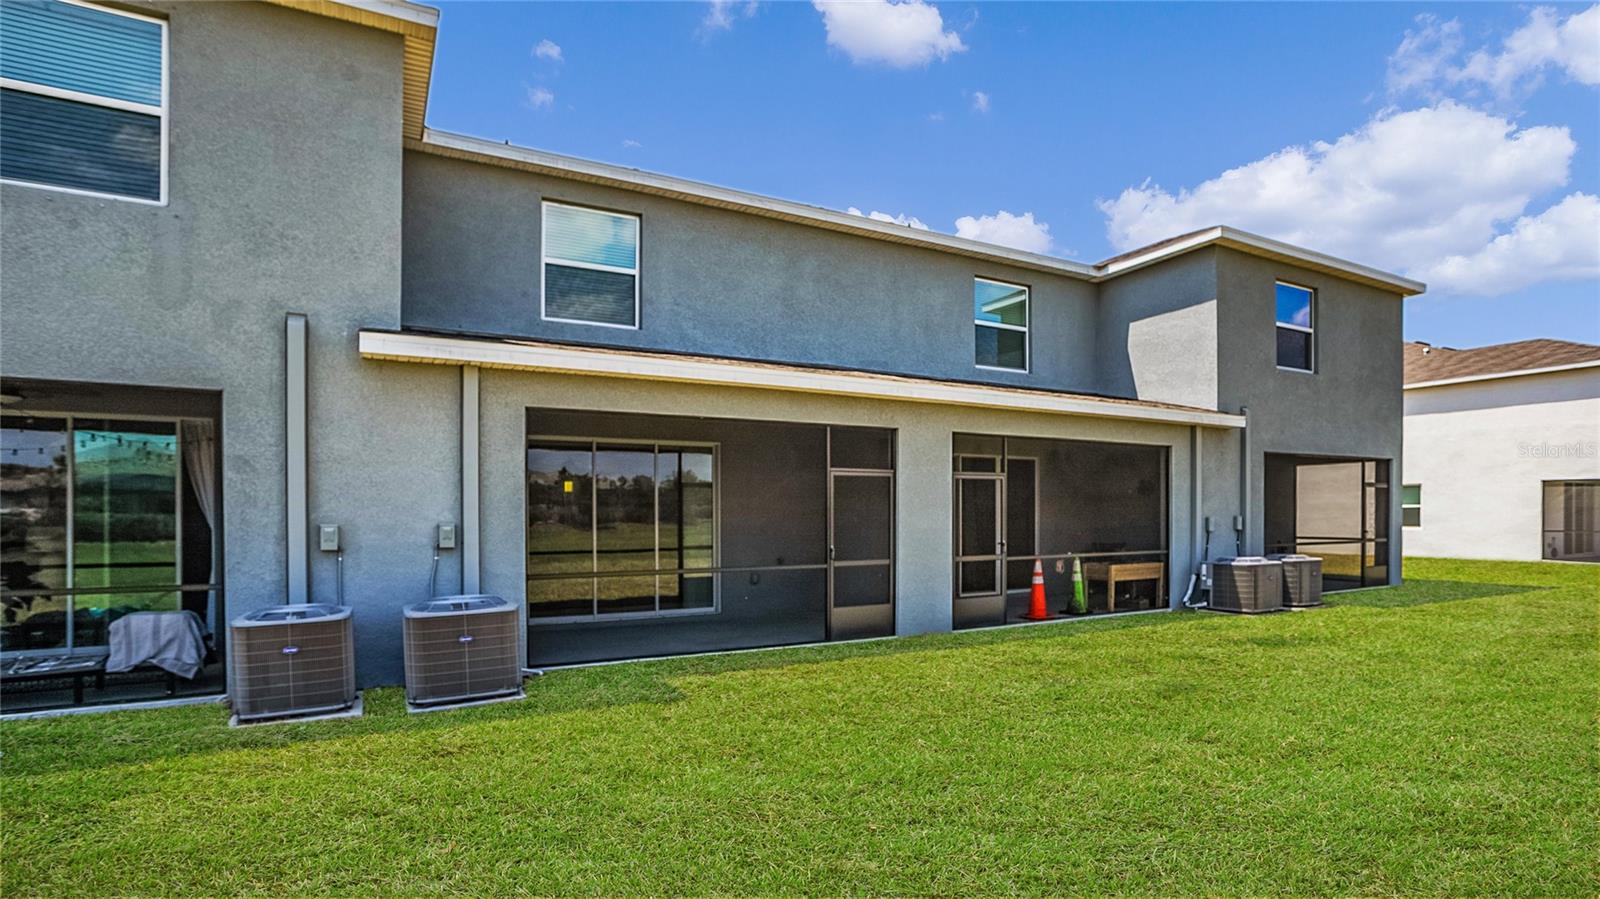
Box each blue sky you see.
[425,1,1600,348]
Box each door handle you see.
[828,545,836,561]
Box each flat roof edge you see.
[412,130,1424,296]
[413,130,1100,280]
[357,329,1246,429]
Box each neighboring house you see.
[1402,339,1600,563]
[0,0,1424,713]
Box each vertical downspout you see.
[1175,423,1208,608]
[1190,424,1202,601]
[285,313,308,604]
[461,365,481,594]
[1238,405,1250,555]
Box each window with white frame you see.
[974,277,1029,372]
[1275,282,1315,371]
[1402,484,1421,528]
[0,0,166,203]
[541,201,641,328]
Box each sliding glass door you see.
[1,414,217,654]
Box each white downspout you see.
[461,365,481,594]
[1237,405,1250,556]
[286,313,308,604]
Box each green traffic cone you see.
[1071,556,1088,615]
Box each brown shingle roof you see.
[1404,339,1600,385]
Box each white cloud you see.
[1097,103,1586,292]
[1417,192,1600,294]
[533,39,563,63]
[622,139,643,149]
[847,206,929,229]
[955,210,1053,254]
[1385,15,1464,96]
[703,0,758,34]
[813,0,966,67]
[1388,5,1600,99]
[970,90,990,113]
[927,111,946,123]
[525,86,555,110]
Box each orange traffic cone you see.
[1022,559,1050,620]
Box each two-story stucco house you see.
[0,0,1425,713]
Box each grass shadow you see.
[1325,579,1548,609]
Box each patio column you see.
[894,422,952,635]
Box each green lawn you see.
[3,558,1596,895]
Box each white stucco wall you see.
[1402,367,1600,560]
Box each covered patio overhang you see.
[356,330,1247,431]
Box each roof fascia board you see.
[358,330,1246,429]
[1217,229,1426,295]
[414,130,1101,280]
[327,0,438,27]
[1095,227,1426,295]
[413,130,1425,296]
[1404,358,1600,390]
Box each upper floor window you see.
[1275,282,1314,372]
[541,201,640,329]
[0,0,166,203]
[974,277,1028,372]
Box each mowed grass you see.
[2,558,1596,895]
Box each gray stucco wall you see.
[0,1,1408,690]
[1095,249,1220,409]
[0,2,459,685]
[1214,249,1406,580]
[401,151,1101,394]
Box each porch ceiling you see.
[357,329,1246,429]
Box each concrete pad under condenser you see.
[406,689,526,715]
[228,692,365,727]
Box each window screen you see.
[0,0,164,201]
[1543,481,1598,562]
[542,202,640,328]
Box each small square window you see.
[1401,484,1421,527]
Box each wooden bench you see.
[1081,561,1165,611]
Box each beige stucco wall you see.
[1402,367,1600,561]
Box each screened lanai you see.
[525,408,895,666]
[1264,454,1391,590]
[952,433,1169,628]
